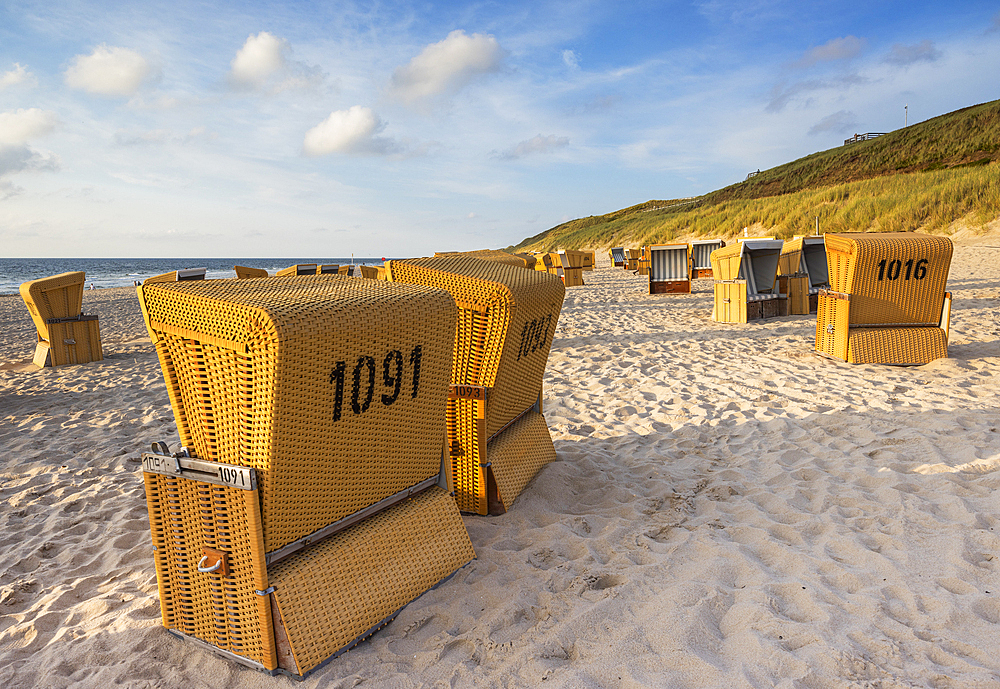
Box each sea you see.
[0,258,386,295]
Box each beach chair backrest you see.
[739,240,783,295]
[234,265,269,279]
[19,271,86,339]
[143,268,207,284]
[802,237,829,288]
[317,264,340,274]
[276,264,318,277]
[690,240,723,270]
[824,233,952,324]
[649,244,690,281]
[137,275,458,553]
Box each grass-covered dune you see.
[512,99,1000,252]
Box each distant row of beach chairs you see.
[608,232,954,366]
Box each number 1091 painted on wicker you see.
[329,345,422,422]
[876,258,928,281]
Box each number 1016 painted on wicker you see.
[876,258,928,281]
[329,345,422,422]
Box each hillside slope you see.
[512,99,1000,252]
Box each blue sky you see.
[1,1,998,257]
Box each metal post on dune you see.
[905,104,908,127]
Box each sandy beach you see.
[2,237,999,688]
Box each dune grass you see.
[512,99,1000,252]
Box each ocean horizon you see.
[0,257,387,295]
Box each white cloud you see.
[498,134,570,160]
[303,106,399,156]
[229,32,286,88]
[792,36,865,68]
[64,45,152,97]
[1,63,34,90]
[0,108,57,145]
[563,50,580,69]
[389,30,505,105]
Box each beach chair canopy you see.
[19,271,85,339]
[802,237,829,290]
[690,240,725,271]
[234,265,269,279]
[609,247,627,264]
[712,240,783,297]
[649,244,690,281]
[276,263,318,276]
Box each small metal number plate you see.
[141,453,257,491]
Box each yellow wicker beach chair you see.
[609,247,627,267]
[648,243,691,294]
[815,232,953,365]
[136,275,475,678]
[145,267,207,284]
[711,240,788,323]
[19,271,103,367]
[690,239,725,279]
[551,251,585,286]
[235,266,270,279]
[276,264,318,277]
[778,237,829,314]
[514,253,537,270]
[435,249,531,269]
[625,248,641,271]
[385,256,565,515]
[581,251,595,271]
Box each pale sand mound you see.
[1,245,998,688]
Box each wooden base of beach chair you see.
[692,268,713,279]
[143,453,474,680]
[650,279,690,294]
[34,316,103,367]
[809,293,819,313]
[778,275,809,315]
[746,297,789,321]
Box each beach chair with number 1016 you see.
[816,232,953,365]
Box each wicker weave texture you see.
[847,327,948,364]
[386,256,565,437]
[144,472,276,669]
[138,275,457,553]
[488,411,556,510]
[235,266,270,279]
[20,271,86,337]
[269,486,474,675]
[434,250,530,269]
[824,233,952,324]
[386,256,563,514]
